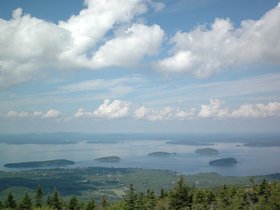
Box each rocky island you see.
[148,152,175,157]
[4,159,75,168]
[195,148,219,155]
[209,158,238,166]
[94,156,121,163]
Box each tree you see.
[146,189,156,209]
[85,199,96,210]
[101,195,109,208]
[159,188,168,199]
[35,185,43,208]
[169,177,192,210]
[46,195,52,207]
[135,192,144,209]
[19,193,33,210]
[49,189,63,210]
[124,184,137,210]
[69,196,79,210]
[0,200,4,209]
[5,192,17,209]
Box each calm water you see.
[0,133,280,176]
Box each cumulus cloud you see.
[92,24,164,67]
[157,3,280,77]
[5,111,28,118]
[33,109,62,119]
[134,106,196,121]
[198,99,280,119]
[0,8,71,88]
[75,99,131,119]
[0,0,164,89]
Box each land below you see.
[4,159,75,168]
[0,167,279,202]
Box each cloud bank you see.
[3,99,280,121]
[0,0,164,89]
[157,3,280,77]
[1,1,280,88]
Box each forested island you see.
[4,159,75,168]
[148,152,175,157]
[94,156,121,163]
[195,148,219,155]
[209,158,238,166]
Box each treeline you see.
[0,177,279,210]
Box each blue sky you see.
[0,0,280,133]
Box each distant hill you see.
[94,156,121,162]
[209,158,237,166]
[4,159,75,168]
[148,152,175,157]
[195,148,219,155]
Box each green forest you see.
[0,176,279,210]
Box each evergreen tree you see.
[50,189,63,210]
[69,196,79,210]
[5,192,17,209]
[0,200,4,210]
[35,185,43,208]
[19,193,33,210]
[135,192,144,210]
[146,189,156,210]
[85,199,96,210]
[169,177,192,210]
[101,195,109,208]
[46,195,52,207]
[159,188,168,199]
[124,184,137,210]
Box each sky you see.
[0,0,280,133]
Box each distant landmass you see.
[166,141,214,146]
[148,152,175,157]
[209,158,237,166]
[243,142,280,147]
[4,159,75,168]
[195,148,219,155]
[94,156,121,163]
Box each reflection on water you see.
[0,139,280,176]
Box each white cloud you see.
[5,111,28,118]
[92,23,164,67]
[0,8,71,88]
[74,108,93,118]
[59,0,149,57]
[157,3,280,77]
[75,99,131,119]
[198,99,227,118]
[33,109,62,119]
[0,0,164,89]
[231,102,280,118]
[198,99,280,119]
[94,99,131,119]
[134,106,196,121]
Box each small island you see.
[148,152,175,157]
[4,159,75,168]
[94,156,121,163]
[195,148,219,155]
[209,158,237,166]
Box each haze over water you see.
[1,133,279,176]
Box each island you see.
[94,156,121,163]
[148,152,175,157]
[209,158,237,166]
[195,148,219,155]
[4,159,75,168]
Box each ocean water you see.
[0,133,279,176]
